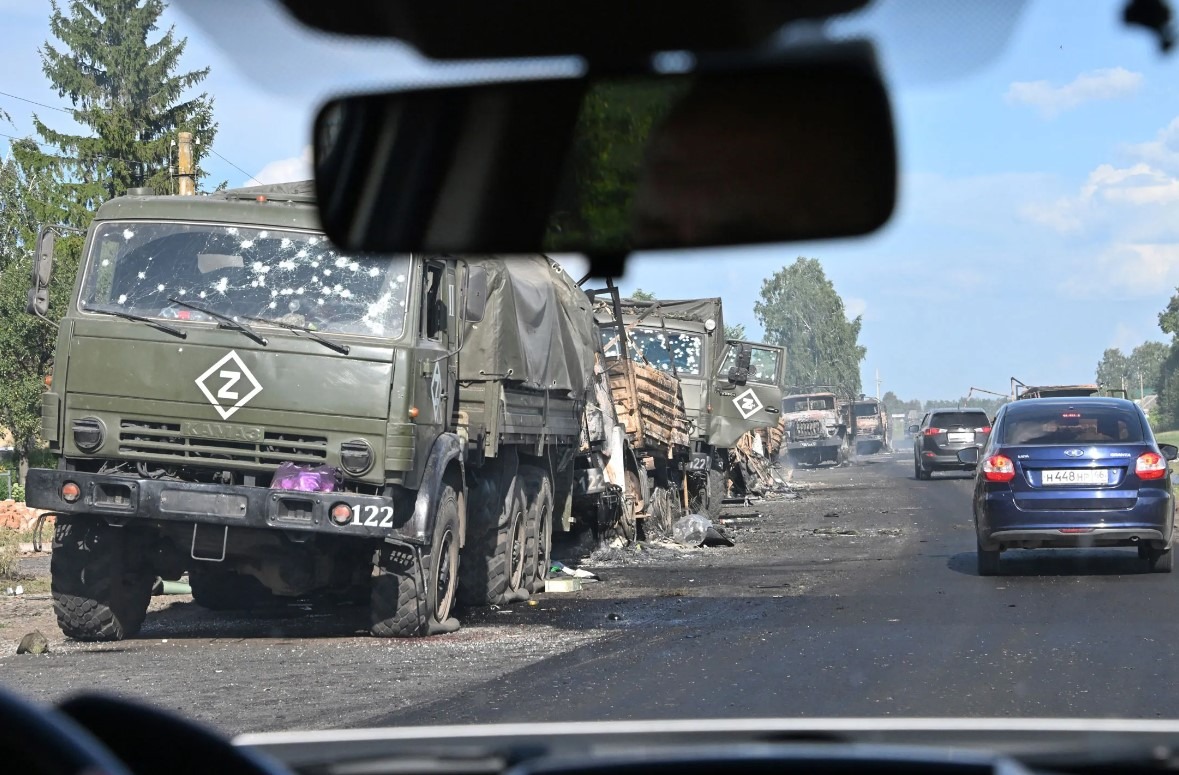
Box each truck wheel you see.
[689,470,725,516]
[51,515,153,641]
[521,466,554,594]
[458,479,528,606]
[189,568,276,611]
[371,482,461,636]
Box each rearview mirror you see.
[1160,443,1178,462]
[957,447,981,466]
[27,227,55,317]
[313,42,895,263]
[907,424,920,435]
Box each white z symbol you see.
[217,370,241,400]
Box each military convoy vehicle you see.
[594,297,784,514]
[781,387,855,466]
[852,396,891,455]
[24,182,616,640]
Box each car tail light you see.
[977,426,991,433]
[982,454,1015,482]
[923,427,944,436]
[1136,452,1168,480]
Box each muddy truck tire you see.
[520,466,555,594]
[459,477,529,606]
[51,515,153,641]
[371,482,461,636]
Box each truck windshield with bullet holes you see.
[24,182,602,640]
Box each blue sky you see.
[2,0,1178,400]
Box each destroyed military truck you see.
[594,297,784,515]
[583,283,691,540]
[852,396,891,455]
[24,181,609,641]
[781,387,855,466]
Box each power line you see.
[3,91,264,185]
[0,89,75,114]
[205,146,263,186]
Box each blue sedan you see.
[959,397,1178,576]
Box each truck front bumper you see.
[25,468,415,542]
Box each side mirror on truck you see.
[27,227,55,317]
[465,265,488,324]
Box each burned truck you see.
[594,296,783,514]
[852,396,891,455]
[24,182,606,640]
[781,388,854,466]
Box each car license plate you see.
[1041,469,1108,486]
[947,432,973,443]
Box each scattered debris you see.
[16,630,49,655]
[549,561,599,581]
[672,514,736,547]
[544,578,582,593]
[824,511,840,519]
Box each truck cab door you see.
[706,341,785,449]
[416,260,457,433]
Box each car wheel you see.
[977,540,1001,576]
[914,458,930,480]
[1145,545,1174,573]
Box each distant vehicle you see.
[959,397,1178,576]
[781,388,853,467]
[1012,379,1127,401]
[910,408,991,480]
[852,396,890,455]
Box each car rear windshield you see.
[929,412,988,429]
[1001,406,1144,445]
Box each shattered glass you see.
[79,221,411,339]
[626,328,703,376]
[719,345,780,384]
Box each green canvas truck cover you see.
[460,256,597,395]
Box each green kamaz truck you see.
[594,297,784,513]
[24,182,605,640]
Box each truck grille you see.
[118,420,328,467]
[791,418,824,440]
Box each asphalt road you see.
[4,451,1179,733]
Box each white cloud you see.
[250,145,312,186]
[1063,242,1179,299]
[1021,161,1179,237]
[1124,117,1179,171]
[1005,67,1143,118]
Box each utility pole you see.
[875,368,881,399]
[1140,371,1145,400]
[177,131,195,195]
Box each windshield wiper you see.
[166,297,267,346]
[82,305,187,339]
[239,315,351,355]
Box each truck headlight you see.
[72,417,105,452]
[339,439,374,475]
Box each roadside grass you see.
[0,531,19,580]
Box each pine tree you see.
[33,0,217,218]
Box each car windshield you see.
[12,0,1179,743]
[1003,405,1144,444]
[79,222,412,338]
[784,396,835,412]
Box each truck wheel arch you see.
[409,433,466,546]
